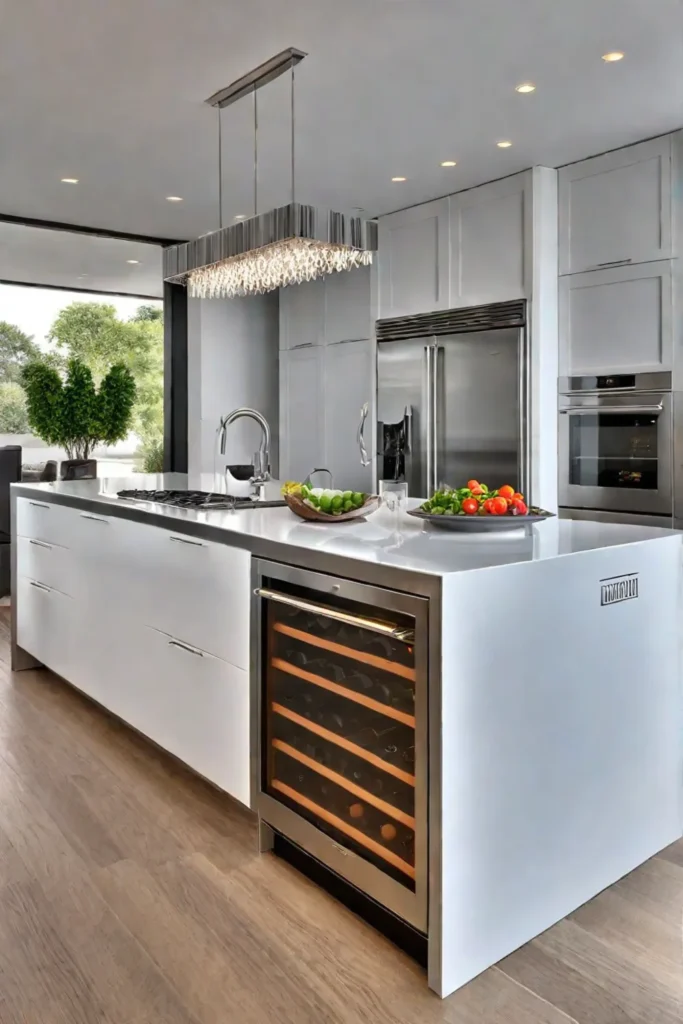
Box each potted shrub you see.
[21,358,136,480]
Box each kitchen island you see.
[10,475,683,999]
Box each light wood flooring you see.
[0,611,681,1024]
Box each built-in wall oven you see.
[252,559,428,933]
[559,372,673,522]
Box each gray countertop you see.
[12,473,679,578]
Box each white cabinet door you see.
[135,627,251,806]
[377,198,449,317]
[323,339,374,493]
[559,261,673,375]
[324,265,371,344]
[279,346,325,481]
[559,136,673,275]
[450,172,531,306]
[279,278,325,349]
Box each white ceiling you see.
[0,224,163,296]
[1,0,682,241]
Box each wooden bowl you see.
[285,493,379,522]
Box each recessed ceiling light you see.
[515,82,536,93]
[234,214,246,220]
[166,195,183,202]
[440,161,457,167]
[602,51,624,62]
[61,177,79,184]
[391,176,407,182]
[78,274,88,279]
[126,259,140,264]
[497,140,513,148]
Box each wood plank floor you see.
[0,613,681,1024]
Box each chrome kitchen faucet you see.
[218,407,272,496]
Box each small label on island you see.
[600,573,639,606]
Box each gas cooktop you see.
[116,489,286,511]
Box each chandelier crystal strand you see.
[187,239,372,300]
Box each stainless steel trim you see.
[79,513,108,523]
[560,403,664,415]
[358,402,371,467]
[169,535,206,547]
[28,501,50,509]
[29,580,51,593]
[168,639,204,657]
[253,586,416,644]
[559,371,672,394]
[431,343,439,494]
[29,539,52,550]
[519,322,530,501]
[205,48,307,110]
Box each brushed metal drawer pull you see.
[80,513,109,523]
[595,258,633,267]
[254,587,415,644]
[29,501,50,509]
[29,539,53,550]
[170,535,205,547]
[29,581,51,593]
[168,639,204,657]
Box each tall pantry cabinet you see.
[279,268,374,492]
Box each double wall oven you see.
[252,560,429,934]
[559,372,674,525]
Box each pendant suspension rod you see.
[218,107,223,229]
[253,83,258,217]
[291,60,295,205]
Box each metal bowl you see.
[406,509,555,532]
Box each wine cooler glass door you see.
[254,561,429,933]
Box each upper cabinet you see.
[449,172,531,306]
[279,267,371,348]
[559,260,673,375]
[279,277,325,349]
[324,266,371,344]
[377,198,450,318]
[559,136,673,275]
[279,346,325,480]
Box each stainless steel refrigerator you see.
[375,301,528,498]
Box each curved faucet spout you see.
[218,407,272,485]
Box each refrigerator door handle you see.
[357,402,372,466]
[425,345,434,496]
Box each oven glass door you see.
[560,393,672,514]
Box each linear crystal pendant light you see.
[163,49,377,299]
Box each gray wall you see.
[187,292,279,476]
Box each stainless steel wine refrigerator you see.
[252,559,429,933]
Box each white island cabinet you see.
[11,477,683,1002]
[14,495,251,807]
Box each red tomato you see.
[511,498,528,515]
[470,484,485,496]
[466,479,479,491]
[462,498,479,515]
[498,484,515,501]
[512,492,524,502]
[491,496,509,515]
[482,498,495,514]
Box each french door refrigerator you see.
[375,300,528,498]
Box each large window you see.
[0,222,165,476]
[0,285,163,474]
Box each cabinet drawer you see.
[16,576,76,680]
[135,626,250,805]
[16,536,76,596]
[114,520,251,669]
[16,498,78,548]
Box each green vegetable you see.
[352,491,364,507]
[432,507,444,515]
[342,490,353,501]
[343,500,354,511]
[331,495,343,511]
[318,494,332,512]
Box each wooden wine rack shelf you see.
[273,622,416,682]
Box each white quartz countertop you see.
[13,474,679,578]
